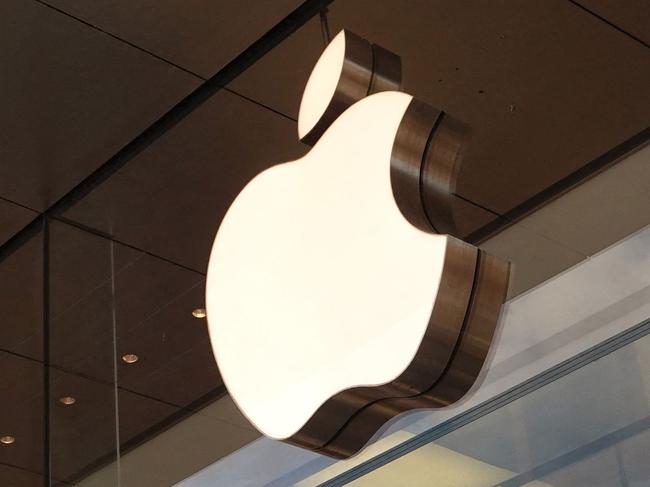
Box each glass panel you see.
[44,218,249,487]
[48,220,121,486]
[348,331,650,486]
[0,229,45,486]
[177,225,650,487]
[0,353,45,487]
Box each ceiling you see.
[0,0,648,485]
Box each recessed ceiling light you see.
[0,435,15,445]
[192,308,207,319]
[121,353,139,364]
[59,396,76,406]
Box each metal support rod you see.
[319,8,331,45]
[42,217,51,487]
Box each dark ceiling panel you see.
[0,350,222,485]
[116,283,223,410]
[42,0,304,78]
[0,200,37,247]
[0,465,44,487]
[227,0,650,218]
[50,370,120,482]
[48,221,207,393]
[577,0,650,45]
[0,0,200,211]
[0,219,225,483]
[0,353,43,478]
[50,370,179,482]
[0,232,43,361]
[62,89,305,273]
[329,0,650,215]
[48,221,142,318]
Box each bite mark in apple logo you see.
[206,30,510,459]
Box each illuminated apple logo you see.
[206,30,509,458]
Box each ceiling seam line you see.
[0,345,221,415]
[33,0,298,126]
[0,461,48,480]
[0,0,333,269]
[0,195,39,213]
[450,192,501,217]
[52,216,206,276]
[466,127,650,245]
[32,0,205,81]
[223,87,297,122]
[566,0,650,50]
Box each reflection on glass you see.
[49,220,120,486]
[0,230,46,486]
[350,332,650,487]
[45,219,235,487]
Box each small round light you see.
[121,353,139,364]
[59,396,76,406]
[0,436,15,445]
[192,308,207,319]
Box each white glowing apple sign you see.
[206,30,507,457]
